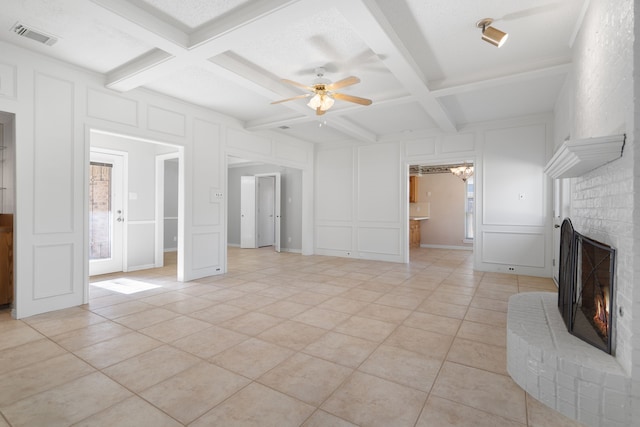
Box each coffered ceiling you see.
[0,0,588,144]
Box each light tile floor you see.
[0,247,586,426]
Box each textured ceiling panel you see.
[348,102,440,135]
[131,0,251,31]
[380,0,584,85]
[144,65,286,121]
[0,0,153,73]
[232,7,371,81]
[439,73,567,125]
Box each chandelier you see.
[450,164,474,182]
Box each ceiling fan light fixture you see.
[307,93,334,111]
[476,18,508,47]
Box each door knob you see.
[554,224,560,228]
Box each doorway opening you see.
[407,161,475,259]
[227,155,303,270]
[88,129,183,282]
[0,112,15,308]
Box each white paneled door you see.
[257,176,275,248]
[89,150,125,275]
[240,174,281,252]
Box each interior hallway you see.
[0,247,583,426]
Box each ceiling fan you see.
[271,67,372,115]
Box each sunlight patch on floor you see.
[90,278,161,294]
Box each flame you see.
[593,291,609,337]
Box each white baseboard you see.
[125,263,156,272]
[419,244,473,251]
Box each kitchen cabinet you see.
[0,214,12,305]
[409,176,417,203]
[409,219,421,248]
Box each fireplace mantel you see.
[544,134,625,179]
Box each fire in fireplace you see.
[557,218,616,354]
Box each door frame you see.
[155,152,181,268]
[552,177,571,285]
[403,157,477,263]
[88,147,128,276]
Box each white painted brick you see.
[603,389,630,423]
[557,372,576,390]
[604,373,629,392]
[577,410,600,427]
[579,380,602,400]
[558,386,576,404]
[539,376,556,398]
[581,365,605,384]
[557,400,577,419]
[507,293,633,426]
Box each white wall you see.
[0,41,314,319]
[552,0,637,423]
[315,120,552,276]
[417,172,470,248]
[316,142,404,262]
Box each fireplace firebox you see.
[557,218,616,354]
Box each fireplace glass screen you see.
[557,218,616,354]
[572,234,615,353]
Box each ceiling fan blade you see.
[271,94,311,104]
[327,76,360,91]
[282,79,314,91]
[333,92,372,106]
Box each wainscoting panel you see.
[0,61,16,98]
[316,226,353,251]
[147,105,186,136]
[482,231,545,268]
[33,243,74,299]
[357,227,401,256]
[192,119,221,227]
[316,148,353,222]
[358,143,400,223]
[227,128,272,156]
[87,88,138,127]
[192,232,221,271]
[441,133,475,153]
[274,139,309,165]
[34,73,74,234]
[406,137,436,157]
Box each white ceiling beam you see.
[430,63,572,98]
[89,0,189,52]
[99,0,307,92]
[334,0,457,132]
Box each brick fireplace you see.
[507,216,631,426]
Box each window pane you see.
[465,176,474,240]
[89,162,112,260]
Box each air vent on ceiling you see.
[11,22,58,46]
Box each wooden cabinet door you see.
[409,220,421,248]
[409,176,417,203]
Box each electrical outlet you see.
[519,193,525,200]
